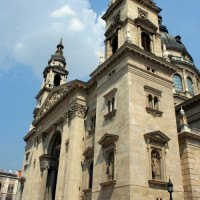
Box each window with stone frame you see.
[88,109,96,135]
[144,131,170,186]
[173,74,183,92]
[0,182,2,191]
[142,32,151,52]
[144,85,163,117]
[98,133,118,188]
[103,88,118,120]
[187,77,194,95]
[112,35,118,54]
[82,147,94,193]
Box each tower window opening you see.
[54,74,61,86]
[142,32,151,52]
[148,94,153,109]
[154,97,159,110]
[112,35,118,54]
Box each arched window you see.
[148,94,153,108]
[54,74,61,86]
[141,32,151,52]
[111,97,115,111]
[112,35,118,54]
[187,77,194,95]
[173,74,183,92]
[154,97,159,110]
[89,162,93,189]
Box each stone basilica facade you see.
[17,0,200,200]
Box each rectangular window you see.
[103,88,118,120]
[144,85,163,117]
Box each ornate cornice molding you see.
[90,42,178,81]
[82,147,94,158]
[98,133,119,147]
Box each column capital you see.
[68,103,87,120]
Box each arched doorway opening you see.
[45,133,61,200]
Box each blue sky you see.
[0,0,200,172]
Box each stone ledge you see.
[100,180,116,189]
[104,109,117,120]
[148,179,167,188]
[82,188,92,193]
[146,107,163,117]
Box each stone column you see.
[39,161,50,200]
[182,69,188,93]
[55,116,69,200]
[137,26,142,48]
[63,103,87,200]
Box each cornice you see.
[23,128,36,142]
[90,42,178,80]
[102,0,161,21]
[178,131,200,141]
[175,94,200,111]
[102,0,124,21]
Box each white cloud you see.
[50,4,76,18]
[14,42,23,52]
[69,18,85,31]
[0,0,105,80]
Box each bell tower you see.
[34,38,68,117]
[102,0,162,60]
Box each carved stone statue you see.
[151,153,160,180]
[180,107,188,126]
[106,153,114,180]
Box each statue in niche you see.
[106,152,114,180]
[151,152,161,180]
[180,107,188,126]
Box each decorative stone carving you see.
[146,107,163,118]
[33,132,46,146]
[68,103,87,119]
[144,130,170,144]
[98,133,119,147]
[151,152,161,180]
[41,161,50,171]
[82,147,94,158]
[35,87,69,121]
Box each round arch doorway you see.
[45,133,61,200]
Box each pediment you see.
[82,147,94,158]
[134,18,157,33]
[35,86,70,122]
[144,130,170,144]
[98,133,119,147]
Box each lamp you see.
[167,178,173,200]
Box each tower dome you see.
[160,31,193,62]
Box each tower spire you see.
[56,37,64,55]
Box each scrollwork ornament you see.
[41,161,50,171]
